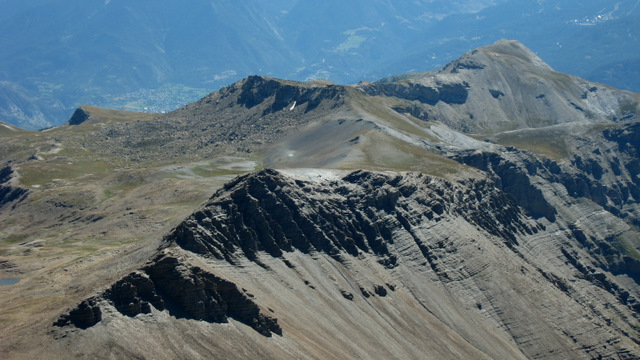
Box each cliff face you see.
[54,169,640,359]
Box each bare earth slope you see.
[1,40,640,359]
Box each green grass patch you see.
[347,88,439,141]
[489,131,571,160]
[1,233,30,245]
[611,233,640,261]
[102,188,114,200]
[527,70,577,92]
[336,35,367,52]
[356,131,465,177]
[101,170,149,197]
[18,159,114,186]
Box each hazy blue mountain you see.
[0,0,298,129]
[375,0,640,85]
[1,0,639,129]
[277,0,507,81]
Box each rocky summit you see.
[1,40,640,359]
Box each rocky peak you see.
[234,75,348,115]
[449,39,554,72]
[362,39,640,133]
[54,167,640,358]
[67,107,91,126]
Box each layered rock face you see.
[0,165,28,209]
[55,253,282,337]
[171,169,535,262]
[55,169,640,359]
[453,120,640,287]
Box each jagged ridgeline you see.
[172,169,536,262]
[2,40,640,359]
[54,168,640,359]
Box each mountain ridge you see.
[361,39,640,133]
[41,40,636,173]
[51,168,640,359]
[1,39,639,359]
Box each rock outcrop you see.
[66,107,90,126]
[53,298,102,330]
[54,253,281,337]
[360,79,470,106]
[0,165,28,209]
[171,169,537,263]
[237,75,346,115]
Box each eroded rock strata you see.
[55,253,281,337]
[55,169,640,359]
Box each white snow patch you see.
[289,101,297,111]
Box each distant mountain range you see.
[1,0,639,129]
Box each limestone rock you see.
[54,254,282,337]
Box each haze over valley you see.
[1,0,639,129]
